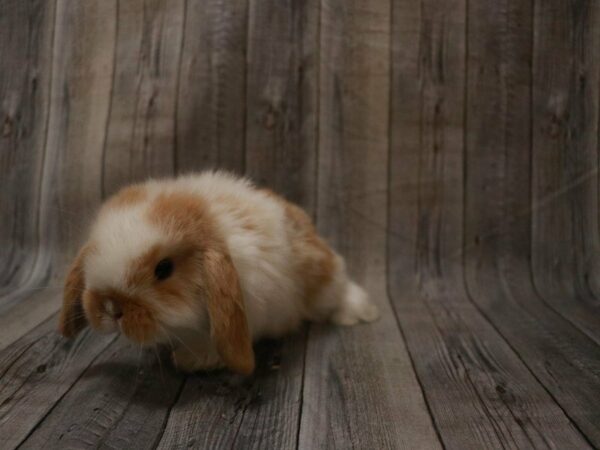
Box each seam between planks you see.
[31,0,58,285]
[385,276,447,447]
[227,0,259,444]
[295,0,322,447]
[0,335,48,382]
[100,0,120,200]
[150,375,188,450]
[172,0,188,175]
[294,327,309,450]
[313,0,321,226]
[241,0,249,175]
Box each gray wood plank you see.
[20,337,184,450]
[245,0,318,211]
[41,0,117,261]
[530,0,600,344]
[0,0,55,297]
[227,336,306,450]
[0,287,62,352]
[0,316,115,449]
[174,0,247,173]
[464,0,600,447]
[102,0,184,194]
[298,0,441,448]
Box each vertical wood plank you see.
[174,0,247,173]
[531,0,600,343]
[298,0,441,448]
[102,0,184,193]
[0,0,55,294]
[40,0,117,261]
[244,0,318,210]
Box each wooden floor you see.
[2,0,600,448]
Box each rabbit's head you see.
[59,185,255,374]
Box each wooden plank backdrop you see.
[1,0,599,448]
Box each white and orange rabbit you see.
[59,171,379,374]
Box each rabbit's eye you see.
[155,258,174,280]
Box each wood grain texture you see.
[0,287,62,351]
[41,0,117,261]
[0,316,115,449]
[20,337,184,450]
[174,0,247,173]
[235,0,318,445]
[531,0,600,344]
[245,0,318,209]
[0,0,118,349]
[463,1,600,447]
[2,0,600,448]
[389,0,591,448]
[157,336,305,449]
[298,0,441,448]
[160,2,319,447]
[102,0,184,194]
[462,0,597,447]
[0,0,55,296]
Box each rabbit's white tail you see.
[332,281,380,326]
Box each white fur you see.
[84,171,379,344]
[85,205,164,291]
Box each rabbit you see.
[59,171,379,375]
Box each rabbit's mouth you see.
[83,289,162,345]
[119,309,160,345]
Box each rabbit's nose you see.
[105,300,123,320]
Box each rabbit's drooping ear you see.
[59,245,91,338]
[203,248,255,375]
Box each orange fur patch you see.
[59,243,96,338]
[264,190,336,307]
[104,185,147,209]
[203,248,255,375]
[147,192,218,245]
